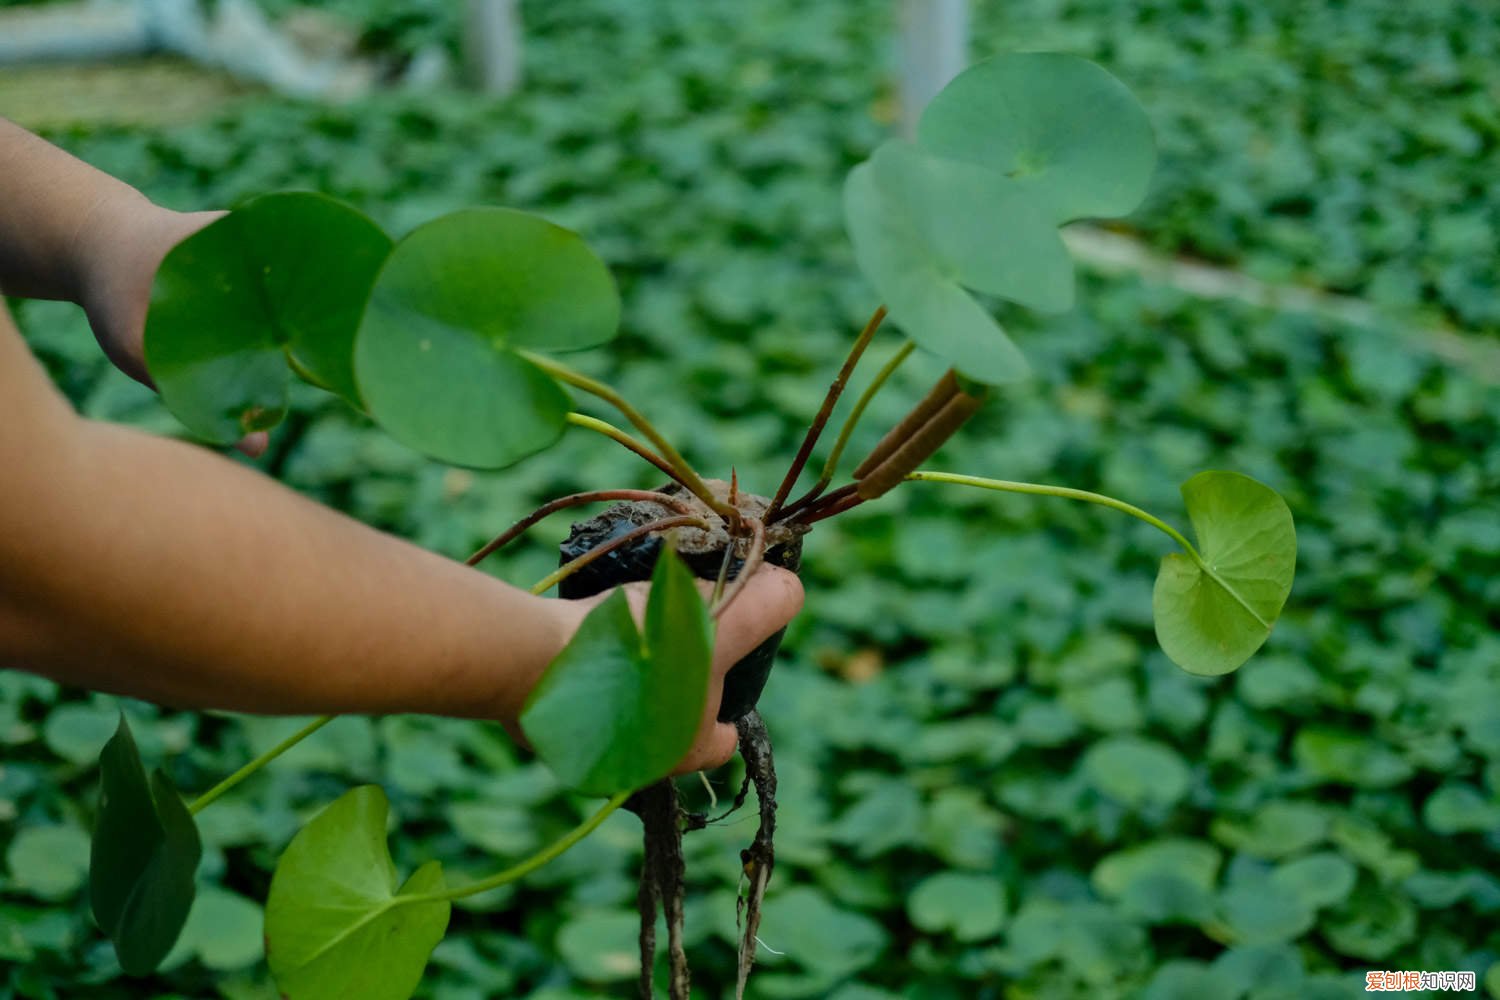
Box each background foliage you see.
[3,0,1498,997]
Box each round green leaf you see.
[265,785,449,1000]
[1080,737,1190,809]
[168,886,264,971]
[1093,838,1221,900]
[1271,852,1357,910]
[555,910,641,982]
[354,207,619,468]
[145,192,392,442]
[520,542,712,795]
[1153,471,1297,676]
[907,872,1008,942]
[844,161,1029,385]
[7,824,90,900]
[1215,880,1316,945]
[866,141,1074,313]
[917,53,1157,222]
[89,714,202,976]
[42,702,119,765]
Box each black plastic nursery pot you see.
[557,480,806,722]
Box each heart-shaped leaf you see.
[1153,471,1297,676]
[917,53,1157,223]
[520,540,713,795]
[90,714,202,976]
[845,163,1025,385]
[265,785,450,1000]
[145,192,392,442]
[354,207,620,468]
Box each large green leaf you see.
[354,207,619,468]
[844,161,1029,384]
[264,785,449,1000]
[917,53,1157,222]
[144,192,392,442]
[520,541,712,795]
[1153,471,1297,676]
[90,714,202,976]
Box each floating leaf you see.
[265,786,449,1000]
[90,714,202,976]
[354,207,619,468]
[917,53,1157,222]
[7,824,90,900]
[520,541,712,794]
[1153,471,1296,675]
[907,872,1008,941]
[145,192,392,441]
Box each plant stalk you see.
[565,412,690,488]
[516,350,735,521]
[404,791,632,903]
[904,471,1200,555]
[765,306,887,520]
[188,715,334,815]
[779,339,916,517]
[467,490,697,568]
[527,514,709,595]
[710,517,766,619]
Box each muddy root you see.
[629,779,690,1000]
[735,710,778,1000]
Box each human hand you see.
[77,198,268,457]
[533,564,804,775]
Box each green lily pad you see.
[7,824,90,900]
[917,53,1157,223]
[145,192,392,442]
[1153,471,1297,676]
[907,871,1009,942]
[845,161,1027,384]
[89,714,202,976]
[354,207,619,468]
[264,785,450,1000]
[520,541,712,795]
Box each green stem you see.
[564,412,688,488]
[403,791,632,903]
[812,341,916,494]
[188,715,334,815]
[765,305,887,520]
[905,471,1201,558]
[518,351,733,521]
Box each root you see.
[735,710,777,1000]
[629,779,690,1000]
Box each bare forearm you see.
[0,117,142,302]
[1,415,571,724]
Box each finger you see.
[235,431,270,458]
[711,565,804,666]
[674,721,739,775]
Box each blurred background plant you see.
[1,1,1497,997]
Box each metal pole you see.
[899,0,969,138]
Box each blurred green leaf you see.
[907,871,1008,941]
[918,53,1157,222]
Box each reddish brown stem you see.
[765,306,887,520]
[466,490,697,568]
[537,515,709,594]
[797,491,865,525]
[854,390,984,500]
[710,518,767,619]
[850,370,960,480]
[780,483,857,525]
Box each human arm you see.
[0,116,222,386]
[0,303,803,770]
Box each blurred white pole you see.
[466,0,523,96]
[899,0,969,137]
